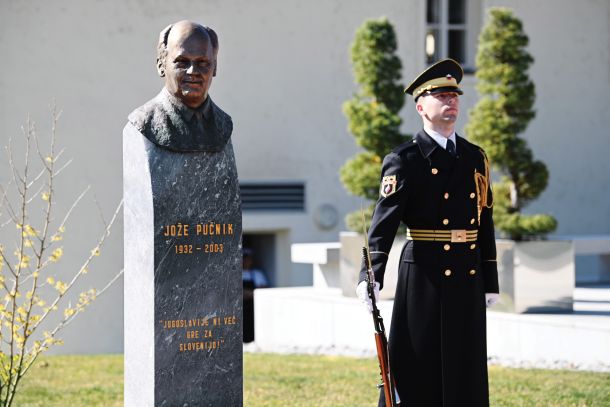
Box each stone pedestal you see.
[291,242,341,289]
[339,232,404,300]
[123,125,242,406]
[495,240,574,313]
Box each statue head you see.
[156,21,219,109]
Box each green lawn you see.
[12,353,610,406]
[13,354,123,407]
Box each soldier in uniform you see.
[356,59,500,406]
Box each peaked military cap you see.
[404,58,464,101]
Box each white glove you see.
[485,293,500,308]
[356,281,380,313]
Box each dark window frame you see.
[425,0,471,72]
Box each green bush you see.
[340,17,410,232]
[465,8,557,240]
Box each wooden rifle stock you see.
[362,247,401,406]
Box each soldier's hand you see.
[356,281,380,313]
[485,293,500,308]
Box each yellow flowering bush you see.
[0,111,122,406]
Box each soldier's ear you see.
[157,58,165,77]
[213,61,217,77]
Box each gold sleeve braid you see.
[474,150,493,226]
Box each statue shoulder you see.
[126,92,233,152]
[127,91,167,133]
[209,99,233,137]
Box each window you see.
[426,0,472,70]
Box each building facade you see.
[0,0,608,353]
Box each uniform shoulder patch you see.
[380,175,397,198]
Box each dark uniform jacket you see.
[360,129,499,407]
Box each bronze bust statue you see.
[128,20,232,152]
[123,20,242,406]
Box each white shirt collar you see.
[424,126,457,152]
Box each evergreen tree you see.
[465,8,557,240]
[340,18,409,231]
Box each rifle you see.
[362,230,401,406]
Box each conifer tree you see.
[340,17,409,231]
[466,8,556,240]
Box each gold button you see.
[443,244,451,251]
[444,269,452,277]
[444,192,449,199]
[470,218,475,224]
[443,219,449,225]
[431,168,439,175]
[470,243,476,250]
[470,192,476,199]
[469,269,476,275]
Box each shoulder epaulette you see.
[391,138,419,156]
[457,135,485,155]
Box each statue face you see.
[164,27,216,109]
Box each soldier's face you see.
[417,91,460,125]
[163,29,216,109]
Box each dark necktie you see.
[446,139,456,157]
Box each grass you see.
[12,354,123,407]
[11,353,610,406]
[244,353,377,406]
[488,365,610,407]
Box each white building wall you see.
[0,0,418,353]
[223,0,420,287]
[0,0,608,354]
